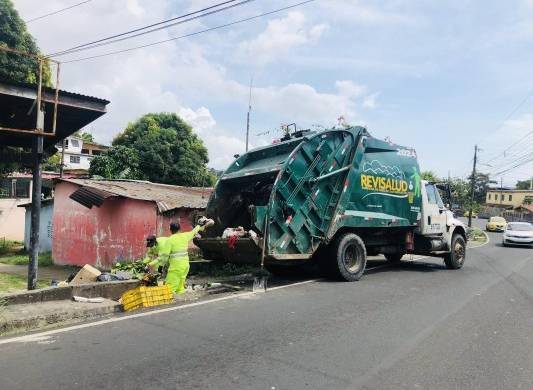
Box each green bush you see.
[0,251,53,267]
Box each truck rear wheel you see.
[444,234,466,269]
[332,233,367,281]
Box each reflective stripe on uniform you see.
[169,251,188,258]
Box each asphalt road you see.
[1,219,533,390]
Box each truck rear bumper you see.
[195,237,262,264]
[194,237,314,264]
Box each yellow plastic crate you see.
[121,285,173,312]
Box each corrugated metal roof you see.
[59,179,213,212]
[0,77,110,104]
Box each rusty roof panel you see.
[59,179,213,212]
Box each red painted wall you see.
[52,182,201,269]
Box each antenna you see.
[245,76,253,152]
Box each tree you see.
[0,0,52,177]
[90,113,216,186]
[89,146,144,180]
[42,153,61,172]
[73,130,94,143]
[468,172,496,204]
[0,0,51,85]
[516,178,533,190]
[421,171,441,182]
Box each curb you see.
[0,300,122,336]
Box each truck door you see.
[421,183,447,235]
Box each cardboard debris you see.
[70,264,102,285]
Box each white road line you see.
[268,279,320,291]
[0,278,321,346]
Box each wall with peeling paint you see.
[52,182,202,269]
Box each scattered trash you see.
[72,296,105,303]
[70,264,102,285]
[113,259,158,281]
[228,235,238,249]
[57,281,69,287]
[222,226,247,239]
[96,273,129,282]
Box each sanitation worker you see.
[162,217,214,294]
[144,235,169,275]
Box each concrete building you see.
[56,136,109,171]
[485,189,533,208]
[0,172,57,241]
[52,179,213,269]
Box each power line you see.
[484,129,533,165]
[490,152,533,176]
[47,0,253,57]
[26,0,93,23]
[477,87,533,147]
[61,0,316,64]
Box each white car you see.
[502,222,533,247]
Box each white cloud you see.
[14,1,376,170]
[236,11,328,65]
[317,0,415,25]
[125,0,145,17]
[177,107,216,134]
[362,92,380,109]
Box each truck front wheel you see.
[332,233,367,281]
[444,234,466,269]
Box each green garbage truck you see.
[195,126,468,281]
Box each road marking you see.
[0,278,322,346]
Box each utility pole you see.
[500,176,503,205]
[28,61,44,290]
[245,77,253,152]
[59,138,65,178]
[468,145,478,228]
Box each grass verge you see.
[0,249,53,267]
[467,228,488,244]
[0,273,49,293]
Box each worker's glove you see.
[197,216,208,226]
[205,218,215,227]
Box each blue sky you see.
[15,0,533,185]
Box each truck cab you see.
[415,180,467,264]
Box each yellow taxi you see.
[486,216,507,232]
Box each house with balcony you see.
[56,136,109,171]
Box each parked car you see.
[464,210,478,218]
[486,216,507,232]
[502,222,533,247]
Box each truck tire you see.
[444,234,466,269]
[332,233,367,281]
[384,253,404,264]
